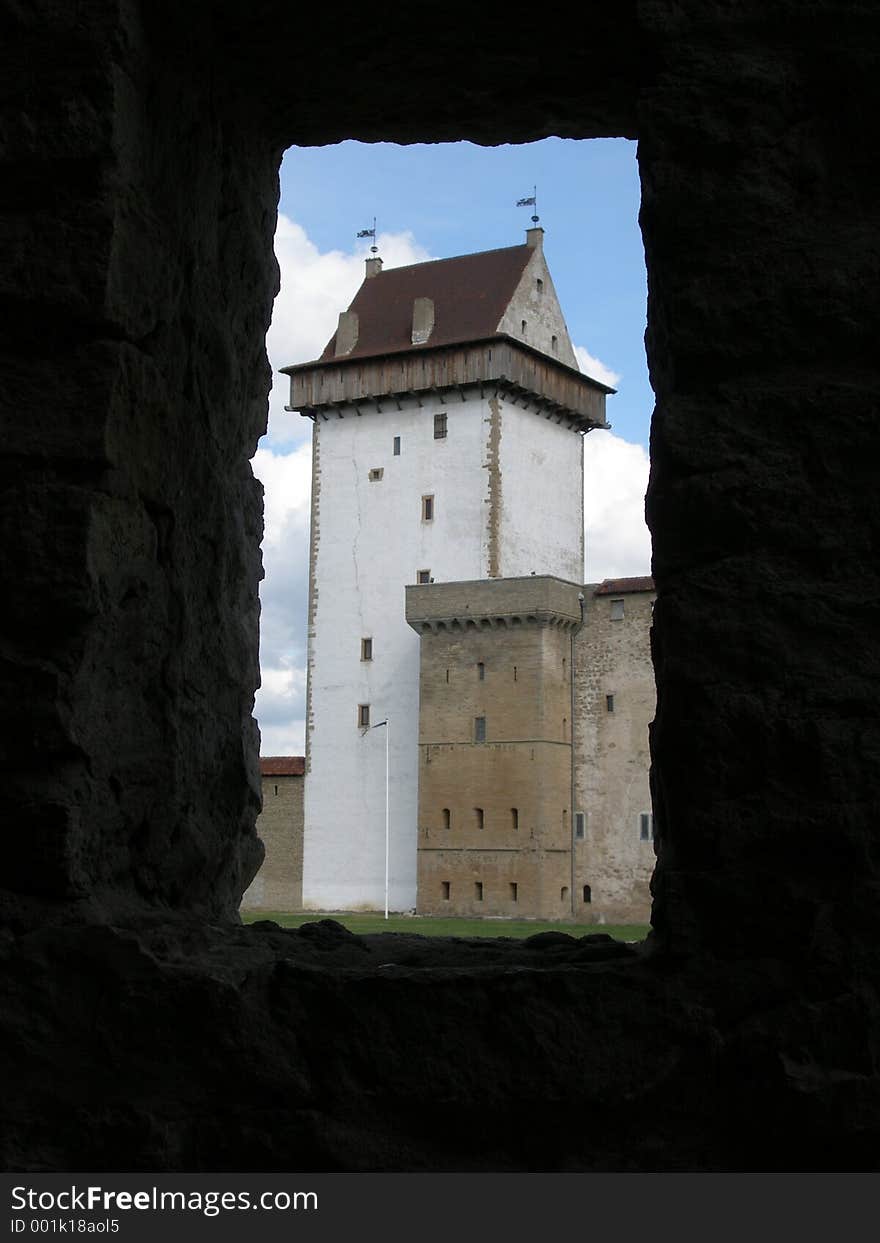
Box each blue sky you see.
[254,138,653,755]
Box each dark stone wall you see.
[1,0,878,1169]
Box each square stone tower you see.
[283,229,611,911]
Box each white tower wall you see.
[302,388,585,910]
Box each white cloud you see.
[583,431,652,581]
[264,216,432,446]
[574,344,621,390]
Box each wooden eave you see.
[282,335,612,433]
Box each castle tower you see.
[283,229,611,911]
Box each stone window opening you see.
[441,881,450,900]
[433,412,447,439]
[475,881,483,901]
[575,812,585,840]
[474,716,486,743]
[521,319,527,335]
[561,886,569,902]
[417,569,431,584]
[422,494,434,521]
[583,884,592,904]
[477,661,485,680]
[551,334,558,354]
[610,598,625,620]
[511,807,519,831]
[606,693,614,712]
[640,812,654,841]
[513,665,517,681]
[393,435,400,455]
[274,784,278,796]
[475,807,484,830]
[357,703,370,729]
[442,807,451,831]
[361,637,373,661]
[510,882,518,902]
[368,467,383,482]
[536,278,543,294]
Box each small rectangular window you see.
[441,881,450,900]
[477,662,485,680]
[361,637,373,661]
[475,807,484,830]
[422,494,434,521]
[393,436,401,455]
[606,693,614,712]
[368,467,384,482]
[274,784,279,796]
[513,666,517,681]
[575,812,585,840]
[474,716,486,743]
[640,812,654,841]
[417,569,431,584]
[433,412,447,439]
[610,599,625,620]
[511,807,519,831]
[442,808,451,831]
[358,703,370,729]
[475,882,483,901]
[509,882,518,902]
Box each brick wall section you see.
[241,760,304,912]
[573,585,656,923]
[409,577,581,918]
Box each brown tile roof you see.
[593,576,655,596]
[320,245,534,362]
[260,756,305,777]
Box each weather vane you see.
[515,187,540,226]
[356,217,378,254]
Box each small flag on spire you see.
[515,187,540,225]
[357,217,379,254]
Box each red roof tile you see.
[593,576,655,596]
[320,245,534,362]
[260,756,305,777]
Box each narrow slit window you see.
[640,812,654,841]
[477,662,485,680]
[422,494,434,521]
[361,637,373,661]
[357,703,370,729]
[442,808,451,831]
[521,319,527,334]
[551,334,558,354]
[509,882,518,902]
[393,435,401,455]
[583,884,592,904]
[575,812,585,840]
[561,886,569,902]
[433,412,447,439]
[445,669,449,683]
[511,807,519,831]
[274,784,278,796]
[474,807,484,830]
[475,882,483,901]
[474,716,486,743]
[441,881,450,901]
[513,665,517,681]
[536,278,544,294]
[606,693,614,712]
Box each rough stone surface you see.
[2,0,879,1170]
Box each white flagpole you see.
[384,717,390,920]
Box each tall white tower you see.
[282,229,611,911]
